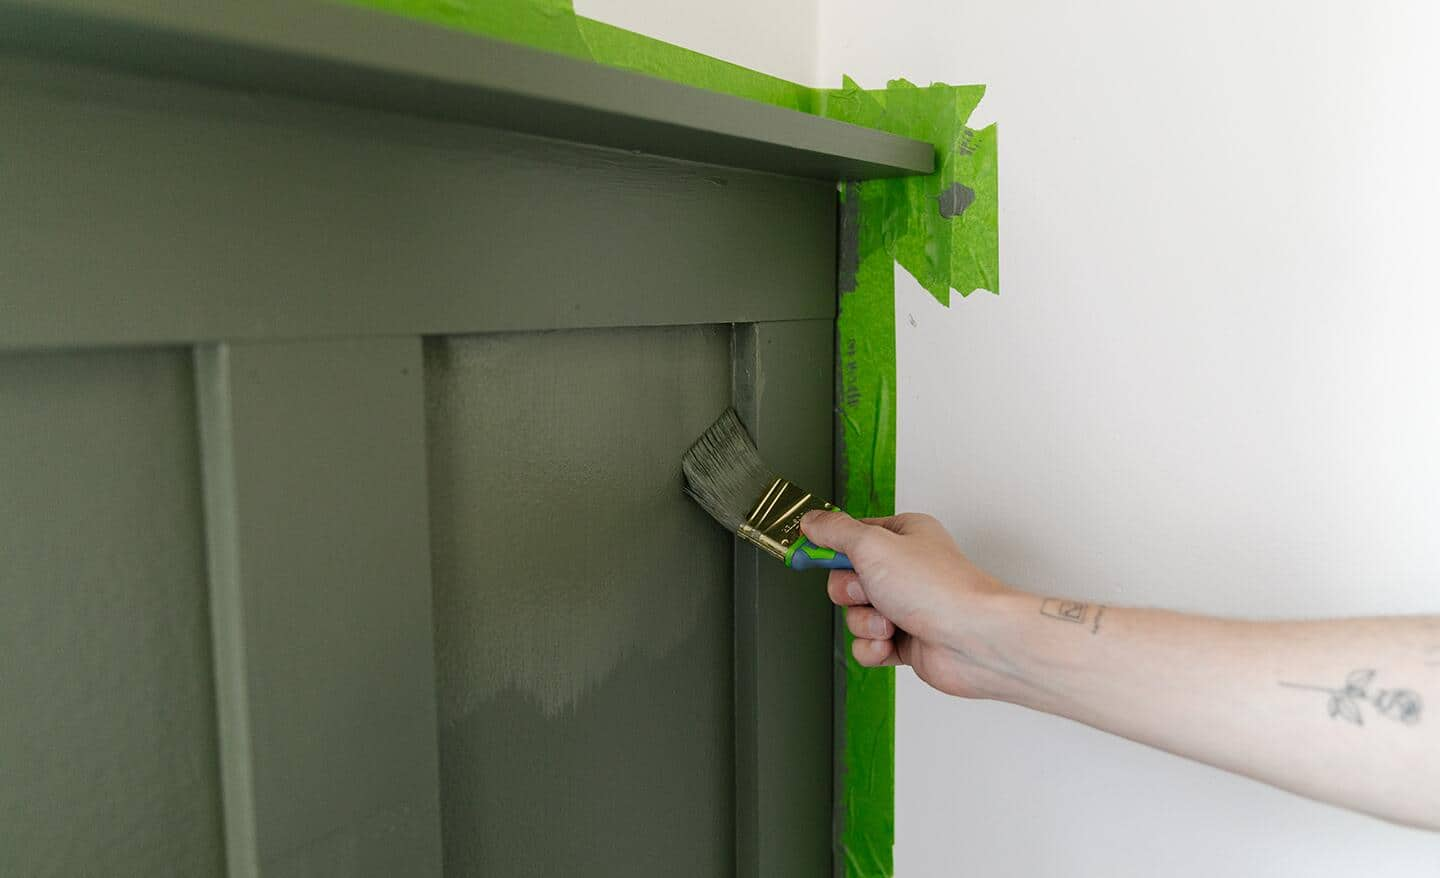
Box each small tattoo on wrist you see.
[1039,598,1092,624]
[1090,605,1107,635]
[1279,669,1423,727]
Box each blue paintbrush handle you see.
[784,536,853,571]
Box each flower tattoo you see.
[1280,669,1423,727]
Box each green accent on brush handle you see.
[784,537,853,571]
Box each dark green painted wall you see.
[1,10,847,874]
[427,326,737,875]
[0,349,226,875]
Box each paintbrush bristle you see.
[682,408,775,534]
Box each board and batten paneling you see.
[0,0,917,872]
[0,53,838,351]
[425,325,737,876]
[196,338,443,876]
[0,348,226,876]
[732,320,836,876]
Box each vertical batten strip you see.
[196,344,261,878]
[732,322,764,877]
[732,320,838,877]
[195,337,444,876]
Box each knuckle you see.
[804,509,845,542]
[851,528,886,555]
[903,512,937,529]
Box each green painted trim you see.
[325,4,1001,875]
[732,320,842,877]
[196,337,444,874]
[344,0,819,112]
[0,54,842,352]
[0,0,930,179]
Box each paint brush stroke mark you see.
[838,180,862,296]
[426,330,720,721]
[330,7,998,876]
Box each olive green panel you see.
[196,337,443,877]
[425,325,735,877]
[732,320,836,878]
[0,54,837,352]
[0,0,931,179]
[0,348,225,877]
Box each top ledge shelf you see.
[0,0,936,180]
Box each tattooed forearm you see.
[1039,598,1107,635]
[1279,669,1423,726]
[1039,598,1088,623]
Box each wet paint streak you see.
[425,328,728,720]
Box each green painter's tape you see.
[820,79,999,304]
[336,3,999,874]
[345,0,818,111]
[578,18,820,114]
[823,82,997,878]
[347,0,593,59]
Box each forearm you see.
[969,592,1440,830]
[799,509,1440,827]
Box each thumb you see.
[800,509,875,553]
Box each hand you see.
[800,509,1021,699]
[805,512,1440,831]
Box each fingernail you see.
[869,616,887,637]
[847,582,864,603]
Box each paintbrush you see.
[681,408,853,570]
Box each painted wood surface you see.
[0,55,836,352]
[0,0,931,180]
[2,10,844,873]
[0,348,225,875]
[732,320,837,877]
[196,338,443,876]
[426,326,736,875]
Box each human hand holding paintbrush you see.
[799,507,1440,832]
[799,509,1019,701]
[684,407,1440,830]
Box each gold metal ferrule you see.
[736,476,835,561]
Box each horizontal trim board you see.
[0,0,933,180]
[0,56,836,351]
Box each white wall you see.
[820,1,1440,874]
[576,0,821,86]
